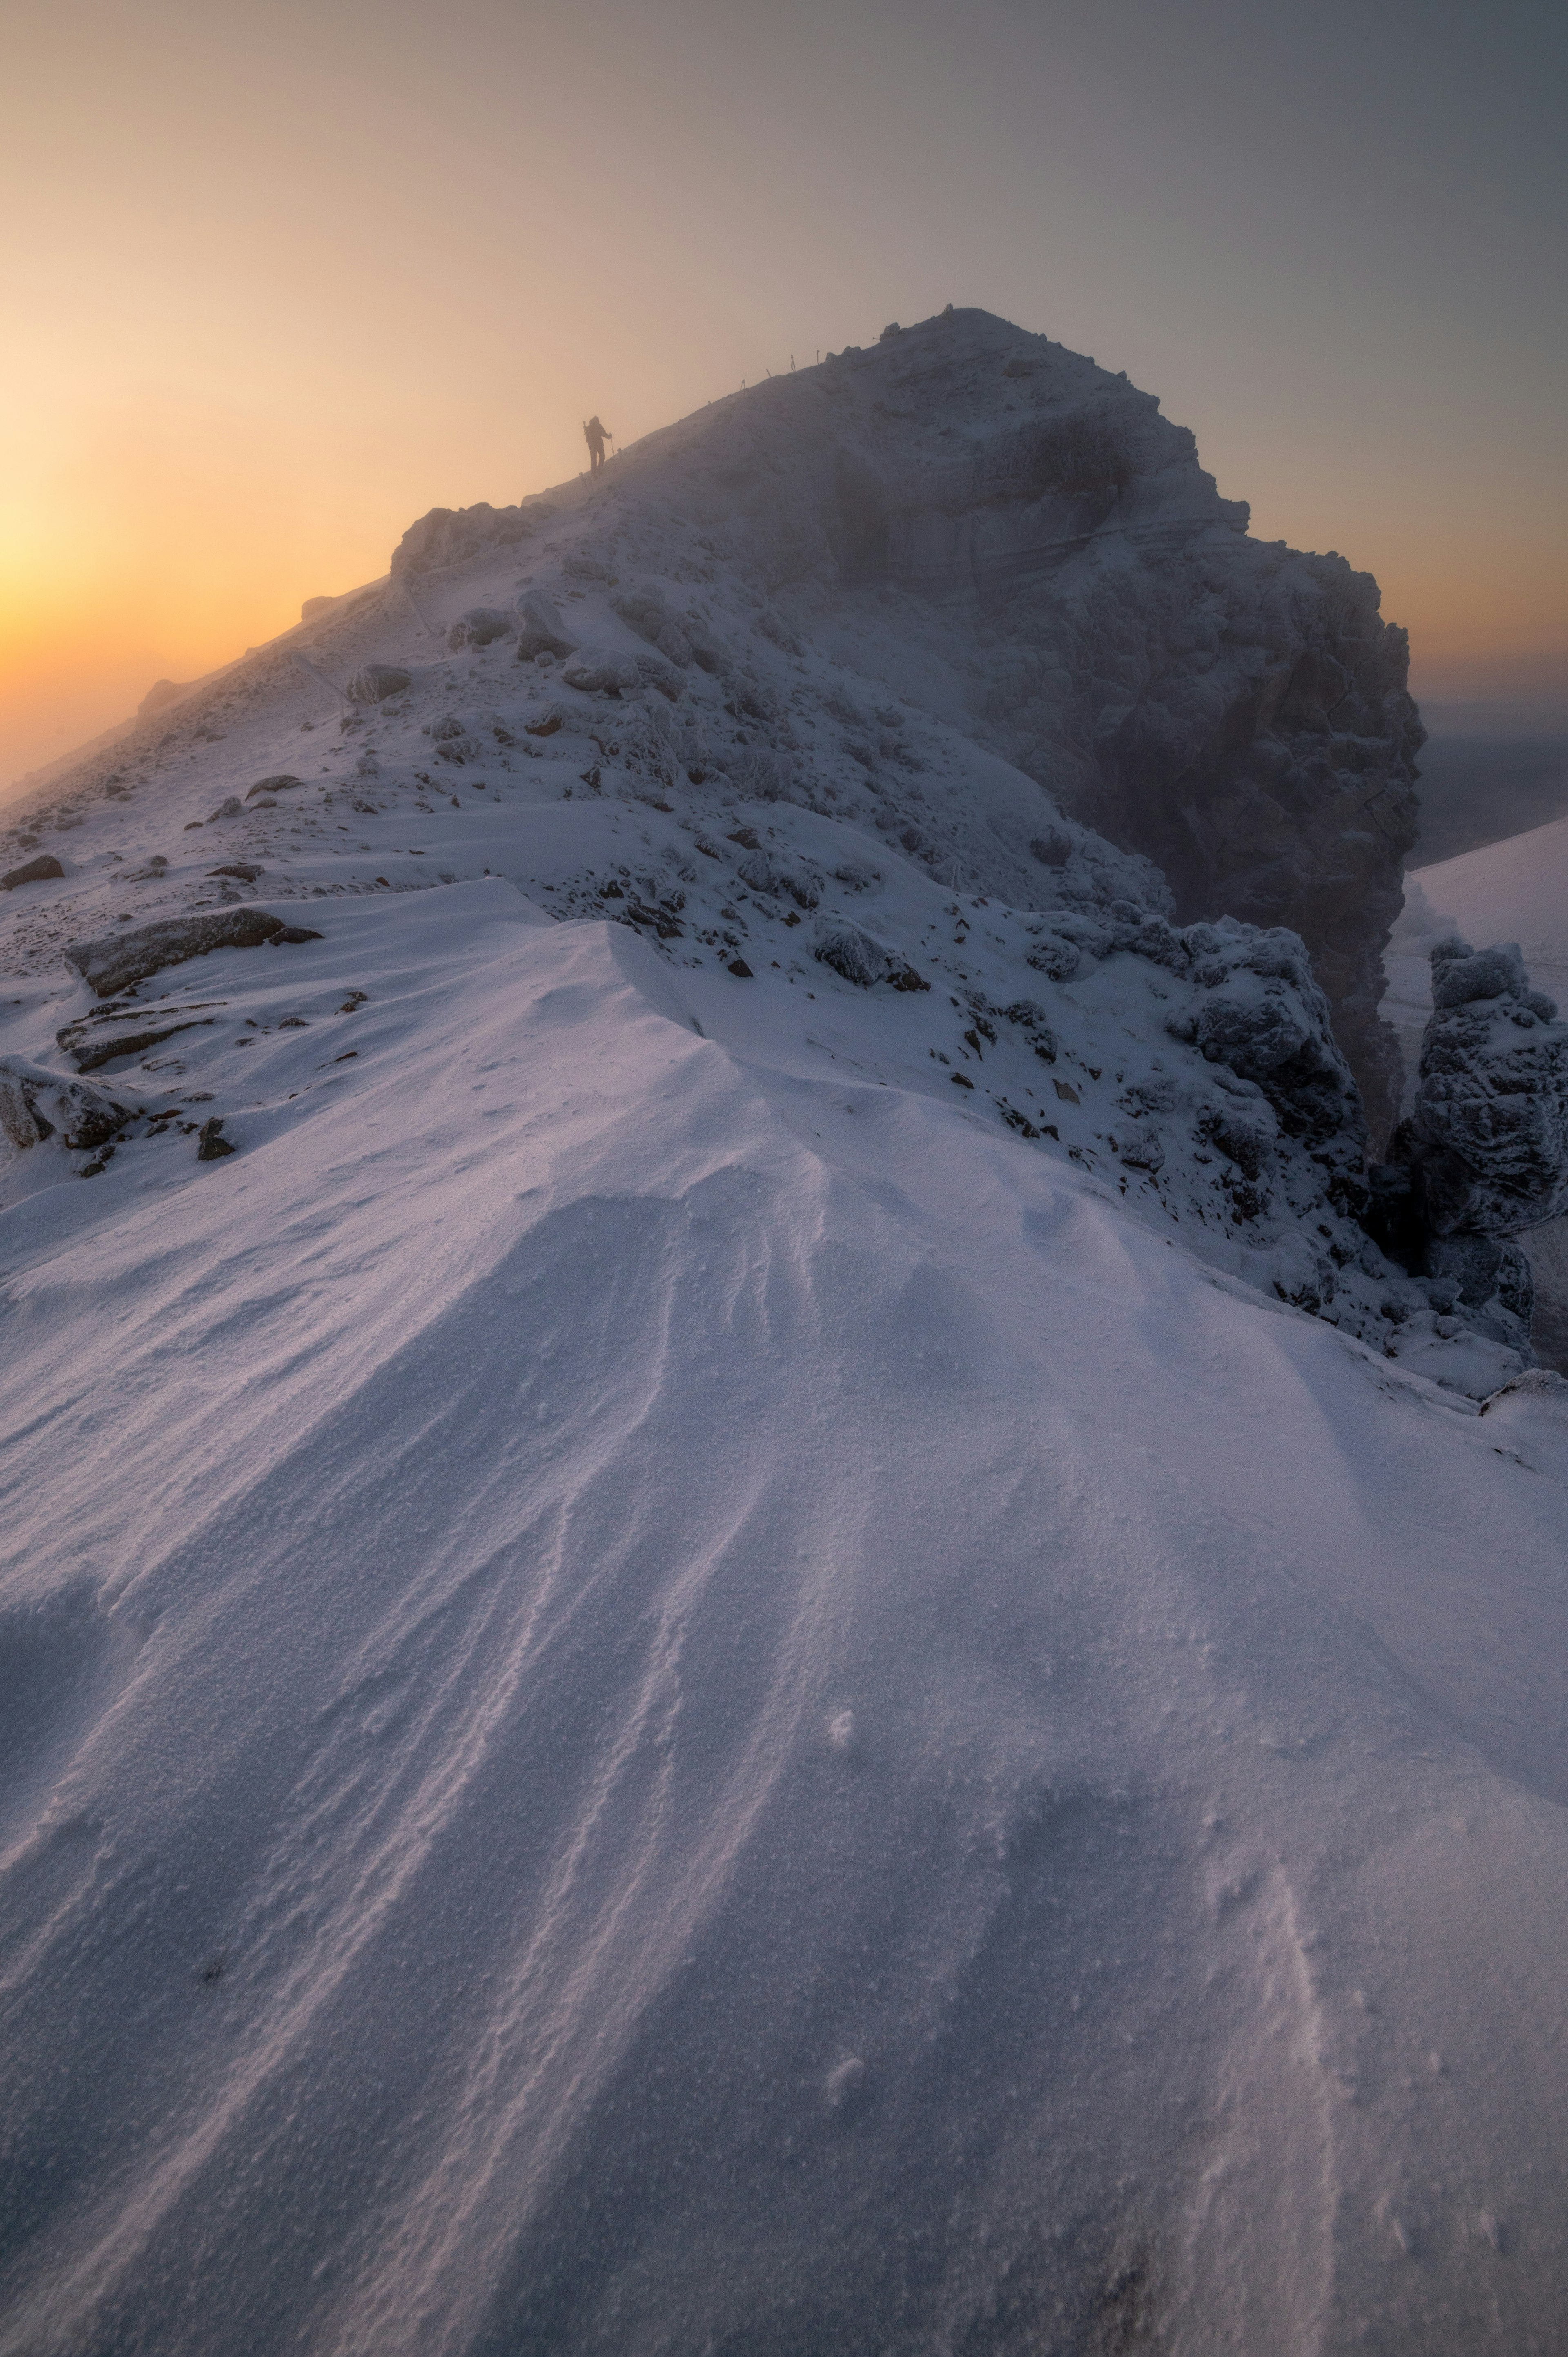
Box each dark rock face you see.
[2,854,66,890]
[63,910,295,997]
[608,308,1419,1139]
[1399,939,1568,1236]
[1187,923,1365,1185]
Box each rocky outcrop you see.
[391,500,555,579]
[64,910,319,998]
[2,853,66,890]
[447,608,514,651]
[0,1057,133,1153]
[605,309,1419,1139]
[1399,939,1568,1235]
[514,592,577,661]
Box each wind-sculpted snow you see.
[1,887,1567,2353]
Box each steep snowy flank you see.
[2,316,1566,2353]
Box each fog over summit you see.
[2,309,1566,2354]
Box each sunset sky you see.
[4,0,1564,789]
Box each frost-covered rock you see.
[813,919,926,992]
[513,590,578,660]
[560,651,642,698]
[1421,1231,1534,1353]
[1399,937,1568,1235]
[345,665,412,704]
[0,1055,133,1153]
[391,501,536,578]
[446,607,514,651]
[63,910,314,997]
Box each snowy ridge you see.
[1,323,1566,2350]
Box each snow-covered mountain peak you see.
[4,317,1566,2356]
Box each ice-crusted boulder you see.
[0,1057,133,1153]
[446,607,514,651]
[1399,938,1568,1235]
[346,665,412,704]
[603,308,1420,1137]
[513,590,578,661]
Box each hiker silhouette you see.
[583,415,611,475]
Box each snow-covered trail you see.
[3,885,1566,2353]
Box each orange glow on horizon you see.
[4,0,1563,790]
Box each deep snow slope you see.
[2,880,1567,2355]
[0,332,1565,2351]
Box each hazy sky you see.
[4,0,1564,787]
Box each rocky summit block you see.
[63,910,321,998]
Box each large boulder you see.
[0,1057,133,1153]
[390,502,536,578]
[514,591,578,661]
[2,854,65,890]
[62,910,318,998]
[1397,938,1568,1236]
[560,651,642,698]
[447,607,514,651]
